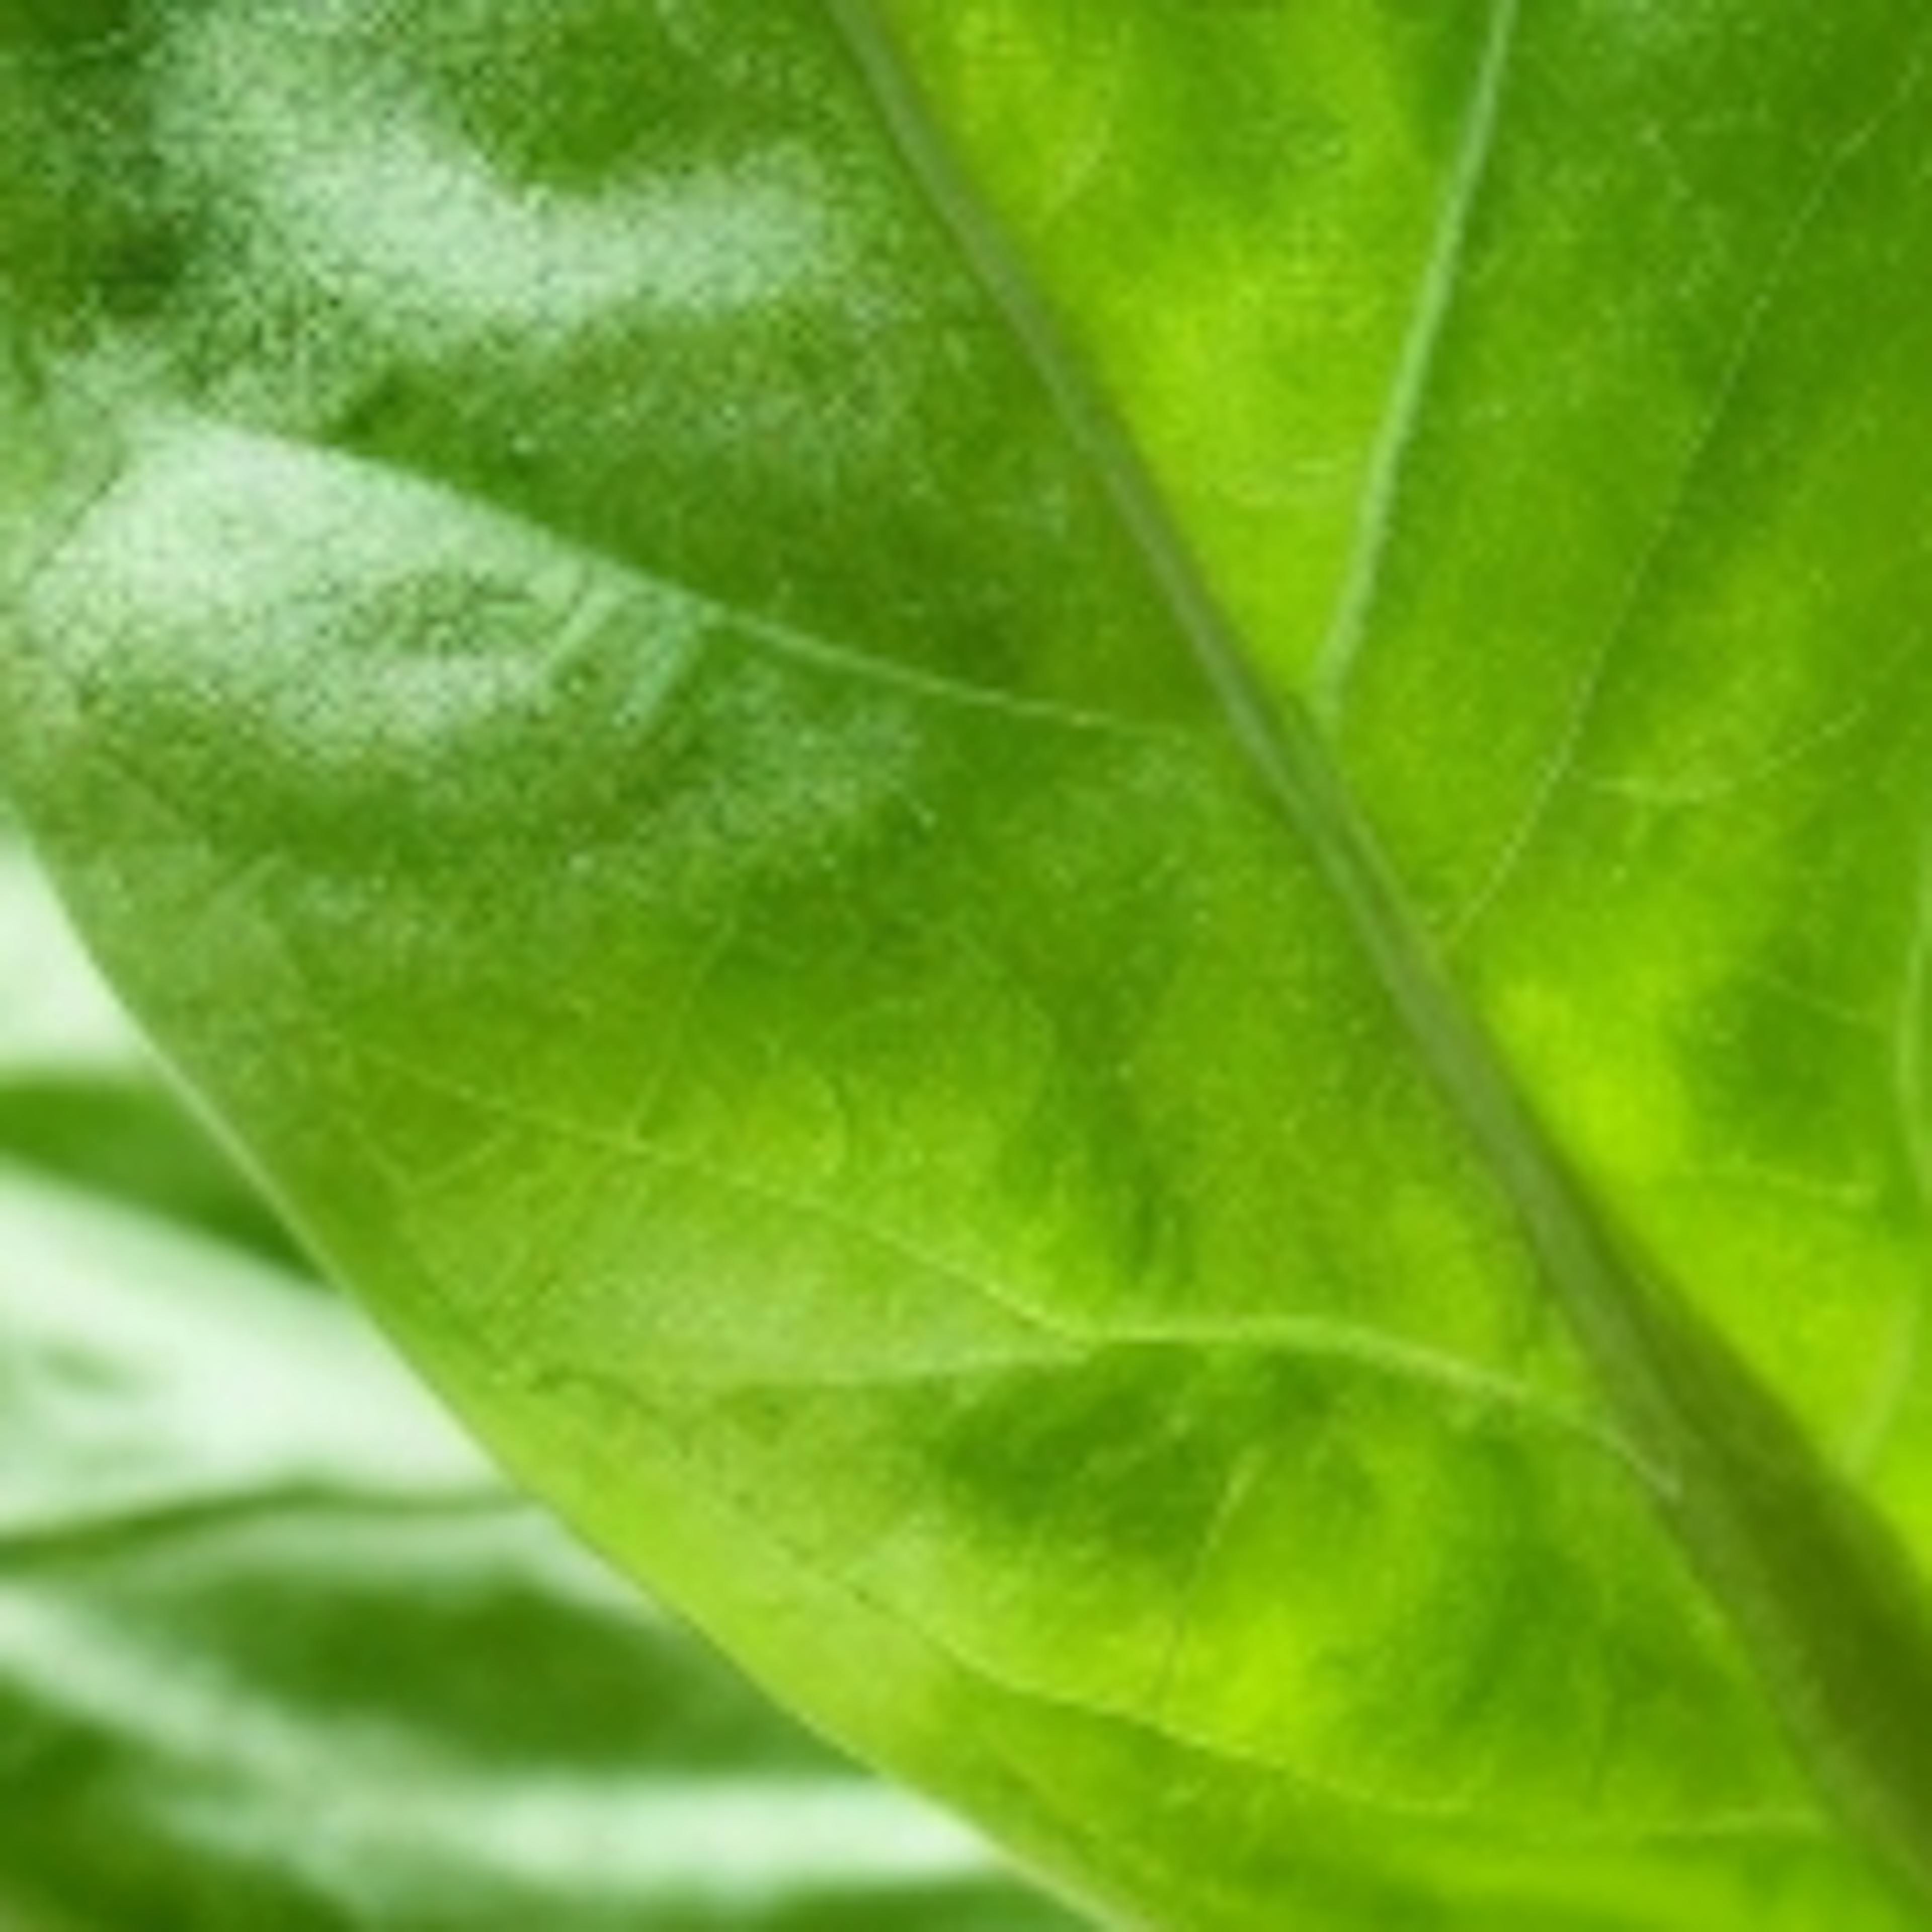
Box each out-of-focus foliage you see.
[0,826,284,1257]
[0,823,1072,1930]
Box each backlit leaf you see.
[6,5,1932,1924]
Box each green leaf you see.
[0,1160,1071,1931]
[5,3,1932,1924]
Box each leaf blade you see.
[8,3,1932,1924]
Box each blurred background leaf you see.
[0,816,289,1261]
[0,815,1077,1930]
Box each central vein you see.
[821,0,1932,1905]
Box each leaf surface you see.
[5,4,1932,1924]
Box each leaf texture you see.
[5,4,1932,1925]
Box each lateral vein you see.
[1310,0,1522,730]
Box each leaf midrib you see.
[817,0,1932,1904]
